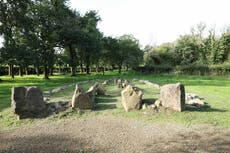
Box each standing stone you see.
[160,83,185,112]
[86,86,96,104]
[102,80,109,85]
[122,79,130,88]
[11,86,46,118]
[117,79,122,88]
[121,85,143,112]
[113,78,118,85]
[154,99,162,107]
[71,85,94,109]
[96,85,105,95]
[93,82,105,96]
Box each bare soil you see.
[1,115,230,153]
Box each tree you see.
[77,11,103,74]
[31,0,69,79]
[57,3,81,76]
[174,35,199,65]
[218,30,230,63]
[144,43,175,66]
[191,22,209,64]
[0,0,32,78]
[102,36,119,71]
[112,35,142,73]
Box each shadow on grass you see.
[0,134,100,153]
[185,104,227,112]
[142,98,157,105]
[95,97,117,103]
[94,103,117,111]
[17,101,70,119]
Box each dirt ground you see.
[1,115,230,153]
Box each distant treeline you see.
[134,64,230,75]
[143,23,230,75]
[0,1,229,79]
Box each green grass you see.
[0,71,230,130]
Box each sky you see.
[70,0,230,47]
[0,0,230,47]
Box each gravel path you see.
[1,115,230,153]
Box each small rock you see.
[150,104,157,109]
[43,97,50,102]
[117,79,122,88]
[186,98,204,106]
[142,103,148,110]
[154,99,162,107]
[102,80,109,85]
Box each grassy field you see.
[0,71,230,130]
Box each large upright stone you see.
[122,79,130,88]
[71,85,94,109]
[11,86,46,117]
[160,83,185,112]
[117,79,122,88]
[93,83,105,96]
[121,85,143,112]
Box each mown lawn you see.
[0,71,230,130]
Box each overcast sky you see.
[70,0,230,46]
[0,0,230,47]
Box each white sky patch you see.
[0,0,229,48]
[70,0,230,46]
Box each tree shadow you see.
[95,97,117,103]
[94,95,117,111]
[17,101,70,119]
[94,103,117,111]
[0,134,103,153]
[185,104,227,112]
[142,98,157,105]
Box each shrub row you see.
[134,64,230,75]
[133,65,173,74]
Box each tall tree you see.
[0,0,32,78]
[174,35,199,65]
[78,11,103,74]
[31,0,68,79]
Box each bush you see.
[133,65,173,74]
[210,64,230,75]
[134,63,230,76]
[176,64,210,75]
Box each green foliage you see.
[144,43,175,66]
[133,65,173,74]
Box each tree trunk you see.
[102,67,105,75]
[118,65,122,74]
[25,67,28,75]
[126,64,129,71]
[49,67,54,76]
[70,67,76,76]
[80,62,84,73]
[8,64,14,78]
[43,66,49,80]
[111,64,114,71]
[58,65,61,74]
[8,65,11,76]
[68,44,76,76]
[19,66,23,76]
[86,64,90,74]
[36,67,40,76]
